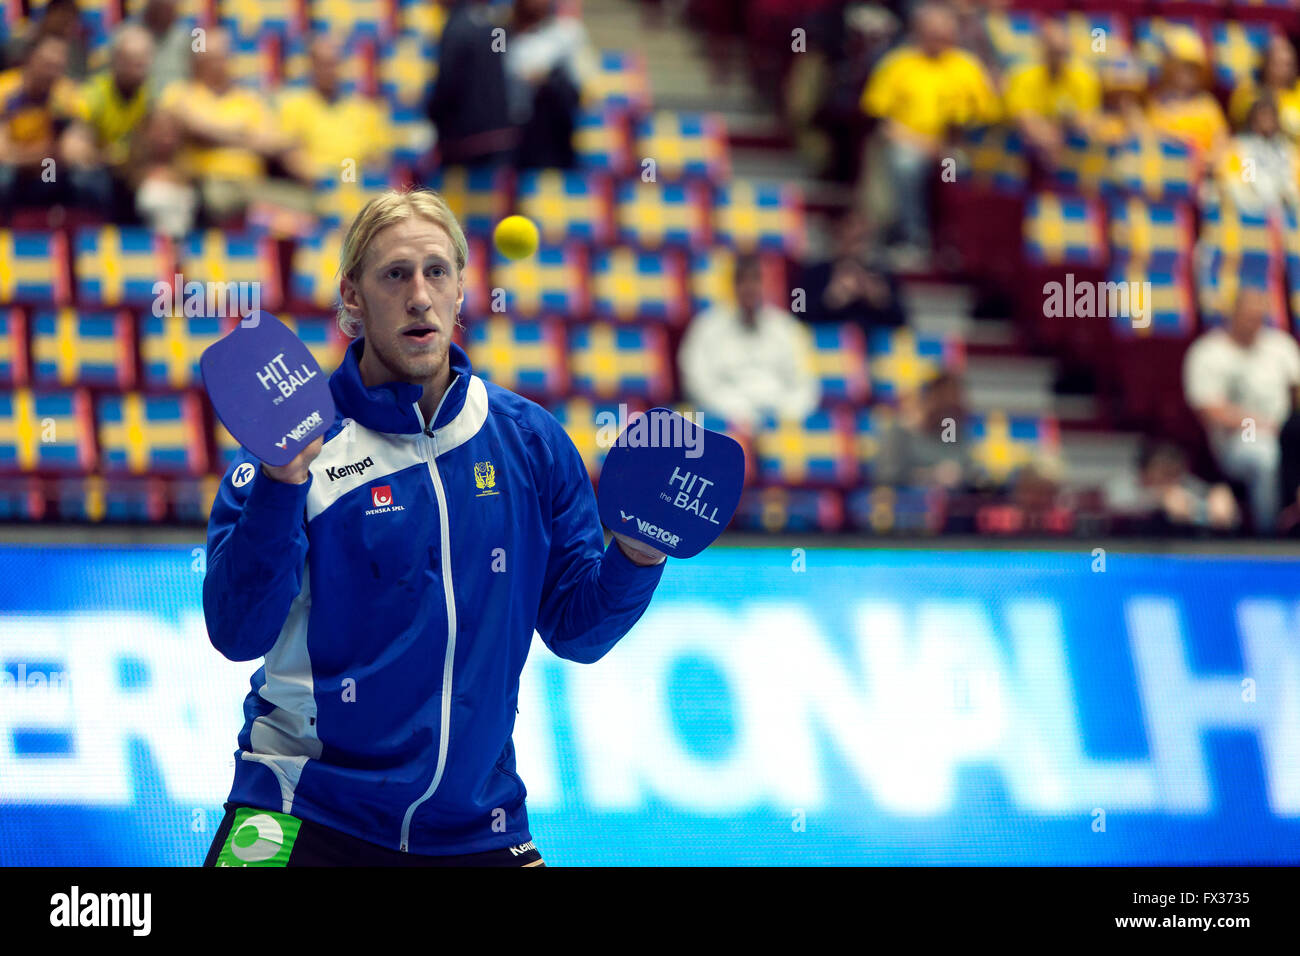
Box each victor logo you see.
[620,509,634,522]
[326,456,374,482]
[280,410,324,448]
[633,519,680,549]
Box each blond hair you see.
[336,186,469,338]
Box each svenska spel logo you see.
[372,485,393,507]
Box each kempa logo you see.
[231,462,256,488]
[508,840,537,856]
[275,410,324,449]
[50,886,151,936]
[326,456,374,481]
[1043,273,1153,328]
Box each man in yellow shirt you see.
[0,33,110,217]
[1003,21,1101,166]
[859,2,999,266]
[275,35,393,183]
[158,27,304,221]
[1147,26,1228,160]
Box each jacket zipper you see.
[399,377,461,853]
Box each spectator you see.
[1110,440,1240,533]
[1229,33,1300,141]
[797,209,905,330]
[874,370,973,489]
[679,253,821,428]
[126,108,197,237]
[1002,19,1101,167]
[277,35,393,183]
[784,2,899,182]
[1183,286,1300,533]
[1220,96,1300,215]
[506,0,594,168]
[1094,57,1152,145]
[3,0,88,80]
[425,0,516,168]
[1148,26,1228,161]
[74,24,155,220]
[0,34,107,217]
[158,28,300,223]
[859,1,1000,269]
[128,0,193,98]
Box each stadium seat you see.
[809,324,870,407]
[1210,19,1276,88]
[688,248,787,313]
[985,10,1042,69]
[290,228,345,311]
[140,313,229,389]
[1108,133,1200,202]
[567,322,672,403]
[753,409,857,488]
[426,166,512,239]
[1050,127,1111,198]
[516,169,615,246]
[962,125,1030,194]
[551,396,646,482]
[74,226,172,309]
[1024,192,1108,265]
[733,486,844,533]
[96,391,209,475]
[221,0,306,41]
[465,316,568,400]
[490,244,588,318]
[54,474,169,523]
[1195,197,1285,326]
[576,107,633,176]
[32,308,136,389]
[315,169,398,231]
[634,112,730,184]
[590,246,689,325]
[867,328,965,402]
[179,230,282,313]
[582,50,652,116]
[0,387,97,472]
[1108,196,1194,273]
[615,180,711,250]
[713,181,805,258]
[2,230,71,306]
[967,411,1061,487]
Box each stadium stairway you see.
[582,0,835,208]
[904,281,1142,500]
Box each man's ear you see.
[340,276,362,317]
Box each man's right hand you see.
[260,436,324,485]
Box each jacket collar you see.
[330,336,476,436]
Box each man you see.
[158,27,300,221]
[1002,19,1101,167]
[129,0,193,97]
[859,1,999,268]
[797,209,905,331]
[425,0,516,168]
[74,24,155,219]
[678,252,821,428]
[276,34,393,183]
[202,189,667,866]
[1183,286,1300,533]
[0,34,106,216]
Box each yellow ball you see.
[493,215,540,260]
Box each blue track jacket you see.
[203,336,664,855]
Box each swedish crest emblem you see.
[474,461,498,496]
